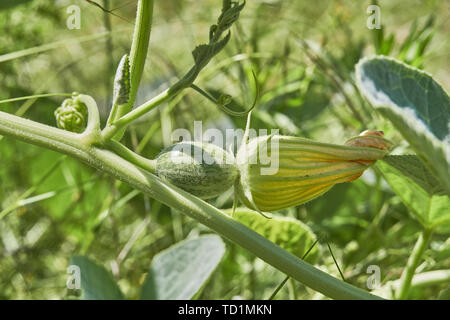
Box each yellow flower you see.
[235,130,393,212]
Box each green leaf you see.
[167,2,243,97]
[70,255,124,300]
[382,155,446,196]
[356,56,450,195]
[140,235,225,300]
[377,158,450,230]
[192,32,231,69]
[224,208,319,264]
[215,1,246,35]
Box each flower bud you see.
[235,131,393,212]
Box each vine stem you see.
[106,0,154,140]
[105,139,156,173]
[77,94,102,145]
[102,87,170,141]
[396,228,433,299]
[0,110,381,300]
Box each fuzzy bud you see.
[54,95,88,133]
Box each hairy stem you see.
[128,0,153,104]
[106,140,156,173]
[77,94,102,145]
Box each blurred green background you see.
[0,0,448,299]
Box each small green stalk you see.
[105,140,156,173]
[0,93,73,104]
[268,276,289,300]
[102,87,170,141]
[0,31,111,63]
[396,228,433,299]
[77,94,103,145]
[128,1,153,103]
[408,270,450,288]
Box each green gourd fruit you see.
[155,141,239,199]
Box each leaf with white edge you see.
[224,208,319,264]
[377,159,450,230]
[70,255,124,300]
[356,56,450,195]
[140,235,225,300]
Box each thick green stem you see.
[0,110,381,300]
[0,31,111,63]
[107,0,154,140]
[77,94,103,145]
[396,229,433,299]
[268,275,289,300]
[128,1,153,104]
[0,111,87,155]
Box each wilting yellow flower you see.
[235,130,393,212]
